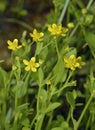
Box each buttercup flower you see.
[7,39,22,51]
[67,22,74,28]
[48,24,68,37]
[29,29,44,42]
[23,57,40,72]
[64,54,85,70]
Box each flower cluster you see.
[48,23,68,37]
[7,39,22,51]
[29,29,44,42]
[23,57,40,72]
[64,54,85,70]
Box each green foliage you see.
[0,0,27,16]
[85,32,95,57]
[0,0,95,130]
[0,0,7,12]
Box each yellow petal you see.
[17,45,22,49]
[23,59,29,65]
[7,40,12,45]
[13,39,18,44]
[25,66,30,71]
[33,29,37,34]
[32,67,37,72]
[35,63,40,67]
[31,57,36,62]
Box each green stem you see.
[37,85,41,116]
[54,71,73,95]
[35,114,45,130]
[69,23,79,38]
[58,0,70,24]
[55,37,60,59]
[42,41,52,50]
[15,81,19,109]
[66,108,71,123]
[87,0,93,9]
[46,114,53,130]
[74,93,94,130]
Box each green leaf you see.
[16,103,29,111]
[0,67,8,87]
[45,102,61,113]
[52,58,67,86]
[85,32,95,57]
[21,118,30,127]
[5,108,12,124]
[22,127,31,130]
[61,121,69,129]
[51,127,63,130]
[66,92,75,108]
[65,47,77,57]
[40,89,47,103]
[89,102,95,114]
[35,42,43,55]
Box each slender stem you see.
[37,85,41,116]
[54,71,73,95]
[31,115,37,127]
[66,108,71,122]
[69,23,79,38]
[46,114,53,130]
[74,93,93,130]
[42,41,52,50]
[58,0,70,24]
[87,0,93,9]
[35,83,45,130]
[35,114,45,130]
[54,37,60,59]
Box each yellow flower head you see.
[81,8,87,14]
[64,54,85,70]
[7,39,22,51]
[23,57,40,72]
[48,24,68,37]
[67,22,74,28]
[29,29,44,42]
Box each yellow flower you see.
[7,39,22,51]
[81,8,87,14]
[23,57,40,72]
[48,24,68,37]
[29,29,44,42]
[67,22,74,28]
[64,54,85,70]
